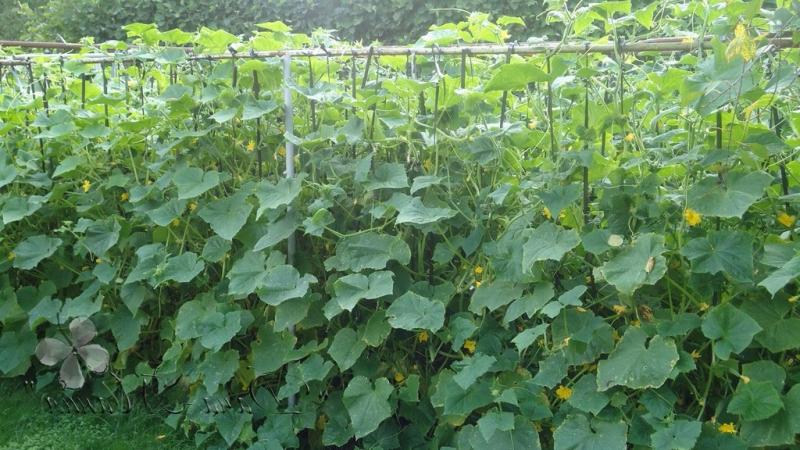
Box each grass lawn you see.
[0,379,195,450]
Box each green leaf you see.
[756,318,800,353]
[701,303,762,360]
[255,175,304,218]
[328,328,366,372]
[227,251,267,297]
[175,294,240,352]
[395,197,456,225]
[511,324,549,353]
[453,353,496,389]
[0,158,17,189]
[13,235,62,270]
[198,192,253,240]
[567,374,609,415]
[81,218,121,256]
[278,354,333,400]
[361,162,408,191]
[505,283,555,323]
[386,291,445,332]
[253,211,300,251]
[484,63,550,91]
[728,380,784,421]
[2,194,49,224]
[740,384,800,447]
[598,233,667,295]
[522,221,581,268]
[198,350,239,395]
[681,231,753,282]
[470,416,541,449]
[538,184,581,218]
[758,255,800,296]
[596,327,678,391]
[201,235,231,263]
[172,167,220,200]
[554,414,627,450]
[154,252,204,285]
[332,271,394,311]
[476,411,515,442]
[324,232,411,272]
[342,376,393,439]
[251,326,296,376]
[0,329,36,374]
[257,265,316,306]
[470,280,523,314]
[687,171,772,218]
[650,420,702,450]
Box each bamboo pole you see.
[0,38,794,66]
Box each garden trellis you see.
[2,8,800,449]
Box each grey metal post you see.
[282,54,297,408]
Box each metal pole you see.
[282,54,297,408]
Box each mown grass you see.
[0,379,195,450]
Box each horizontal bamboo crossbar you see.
[0,37,794,67]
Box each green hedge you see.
[5,0,544,43]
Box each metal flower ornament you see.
[35,317,110,389]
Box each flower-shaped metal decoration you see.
[35,317,110,389]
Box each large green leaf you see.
[681,231,753,282]
[13,235,62,270]
[198,192,253,240]
[522,221,581,268]
[175,294,240,352]
[470,280,523,314]
[342,376,393,439]
[324,232,411,272]
[728,380,784,421]
[328,328,366,371]
[701,303,762,360]
[596,327,678,391]
[172,167,220,199]
[80,218,121,256]
[332,271,394,311]
[598,233,667,296]
[554,414,627,450]
[395,197,456,225]
[386,291,445,332]
[484,63,550,91]
[758,255,800,296]
[256,265,317,306]
[255,175,304,219]
[687,171,772,218]
[650,420,702,450]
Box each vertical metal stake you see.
[282,55,297,408]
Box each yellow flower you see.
[189,202,198,212]
[684,208,702,227]
[81,179,91,193]
[631,319,641,327]
[681,37,694,45]
[691,350,701,360]
[624,132,635,142]
[155,434,167,441]
[7,252,15,261]
[277,146,286,157]
[543,207,552,220]
[474,280,482,288]
[95,258,102,264]
[718,422,737,434]
[698,302,710,312]
[500,30,510,41]
[417,330,429,343]
[777,211,796,228]
[726,23,755,61]
[555,385,573,400]
[423,158,433,172]
[171,218,181,227]
[528,119,538,129]
[740,375,750,384]
[474,266,484,276]
[612,304,627,315]
[394,371,405,383]
[119,192,129,202]
[789,295,799,304]
[463,339,476,354]
[246,140,256,152]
